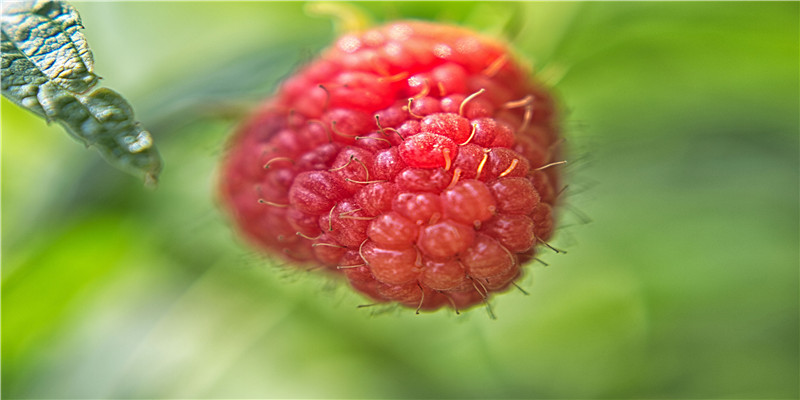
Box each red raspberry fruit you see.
[219,21,562,313]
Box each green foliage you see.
[1,0,161,184]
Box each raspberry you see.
[219,21,563,313]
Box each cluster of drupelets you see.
[220,21,564,314]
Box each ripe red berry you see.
[219,20,563,313]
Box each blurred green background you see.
[2,2,798,398]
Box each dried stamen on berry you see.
[535,160,568,171]
[264,157,295,169]
[340,215,376,221]
[339,208,376,221]
[469,276,488,299]
[331,120,356,139]
[375,115,387,134]
[307,119,333,142]
[353,157,370,180]
[503,95,534,109]
[446,167,463,190]
[475,149,491,179]
[412,79,431,100]
[329,155,355,172]
[318,84,331,111]
[473,282,496,319]
[442,292,460,315]
[355,136,392,145]
[379,71,410,83]
[258,199,289,207]
[459,88,486,116]
[383,127,405,141]
[520,103,533,132]
[345,178,388,184]
[312,242,347,248]
[358,239,369,265]
[339,208,363,216]
[498,158,519,177]
[499,239,516,264]
[502,95,536,132]
[297,232,322,241]
[459,124,477,146]
[482,54,507,78]
[337,264,366,269]
[406,98,424,118]
[442,148,452,171]
[437,81,447,97]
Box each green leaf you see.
[1,0,97,93]
[1,0,162,184]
